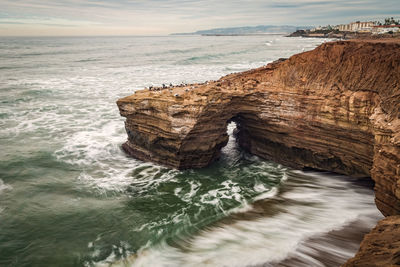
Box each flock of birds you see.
[132,79,232,97]
[147,82,189,91]
[139,81,217,97]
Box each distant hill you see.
[172,25,313,35]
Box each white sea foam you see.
[253,187,278,201]
[0,179,12,194]
[105,171,381,267]
[0,179,12,214]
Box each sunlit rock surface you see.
[117,39,400,217]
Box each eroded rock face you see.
[342,216,400,267]
[117,39,400,216]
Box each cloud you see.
[0,0,399,35]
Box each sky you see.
[0,0,399,36]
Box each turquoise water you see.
[0,35,382,267]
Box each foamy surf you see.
[0,179,12,195]
[102,170,380,267]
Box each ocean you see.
[0,35,382,266]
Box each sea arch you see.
[117,40,400,216]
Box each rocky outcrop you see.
[117,39,400,217]
[343,216,400,267]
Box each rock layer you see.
[117,39,400,216]
[343,216,400,267]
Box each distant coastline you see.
[200,33,287,36]
[171,33,287,36]
[171,24,313,36]
[174,19,400,40]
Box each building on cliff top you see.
[338,21,375,32]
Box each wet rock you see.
[343,216,400,267]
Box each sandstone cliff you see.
[117,39,400,218]
[343,216,400,267]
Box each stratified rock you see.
[117,39,400,216]
[343,216,400,267]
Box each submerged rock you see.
[117,39,400,217]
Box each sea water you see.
[0,35,382,266]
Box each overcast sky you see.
[0,0,399,36]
